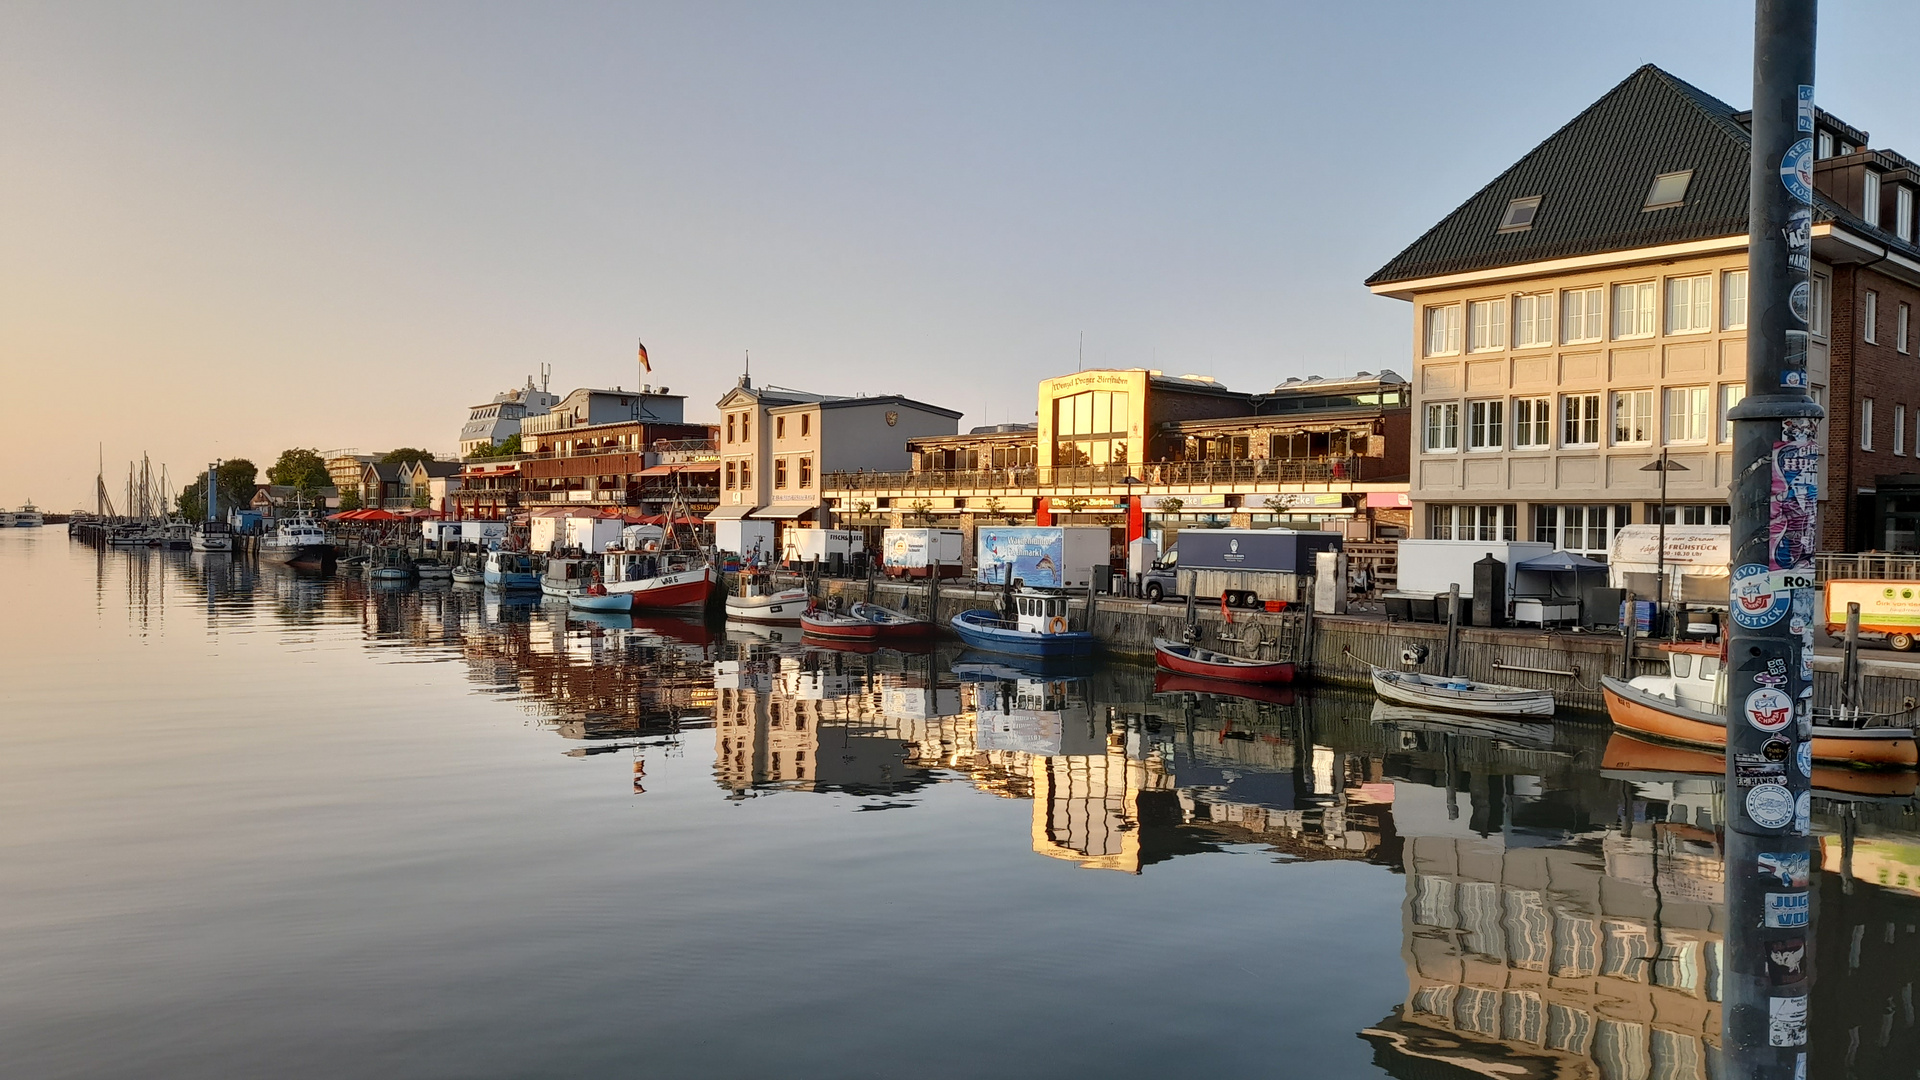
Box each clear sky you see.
[4,1,1916,509]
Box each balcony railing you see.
[824,457,1361,493]
[1815,551,1920,582]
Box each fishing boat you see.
[260,511,333,566]
[801,607,889,640]
[190,519,234,553]
[541,555,594,599]
[366,546,415,580]
[1370,667,1556,717]
[1153,638,1295,684]
[847,602,933,636]
[413,558,453,579]
[599,549,718,610]
[949,591,1095,658]
[1601,731,1918,800]
[160,519,194,550]
[569,583,632,613]
[483,550,541,591]
[1600,643,1917,766]
[0,511,14,528]
[13,501,43,527]
[725,578,809,625]
[451,553,486,585]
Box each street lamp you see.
[1640,452,1690,637]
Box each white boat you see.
[600,548,717,611]
[1370,666,1555,717]
[190,519,234,553]
[160,519,193,550]
[725,580,809,625]
[366,546,415,580]
[483,550,541,590]
[541,556,594,598]
[12,501,42,527]
[260,512,332,565]
[414,559,453,579]
[569,587,632,613]
[0,512,14,528]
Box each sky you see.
[5,1,1918,510]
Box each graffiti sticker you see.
[1770,425,1820,572]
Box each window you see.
[1898,406,1907,457]
[1424,402,1460,451]
[726,415,735,443]
[1514,293,1554,348]
[1864,169,1882,227]
[1904,304,1912,354]
[1563,288,1604,343]
[1865,291,1879,344]
[800,413,811,437]
[1513,397,1552,449]
[1613,390,1654,445]
[1863,399,1875,451]
[1532,504,1630,558]
[1899,186,1915,243]
[1665,275,1712,335]
[1563,394,1602,447]
[1651,504,1732,526]
[1425,305,1463,356]
[774,458,787,488]
[725,461,736,489]
[741,414,750,442]
[1468,298,1508,351]
[1052,389,1129,466]
[1810,274,1830,336]
[1468,400,1504,450]
[1720,383,1746,442]
[1613,282,1656,338]
[799,457,812,488]
[1818,131,1834,159]
[739,461,750,488]
[776,416,786,439]
[1665,386,1710,443]
[1429,504,1516,541]
[1644,170,1693,210]
[1499,196,1542,232]
[1722,270,1748,330]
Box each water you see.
[4,530,1918,1079]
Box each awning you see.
[704,504,757,521]
[750,504,817,520]
[1517,552,1607,572]
[640,462,721,477]
[638,465,678,477]
[1608,525,1730,576]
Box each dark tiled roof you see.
[1369,65,1817,287]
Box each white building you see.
[458,375,562,457]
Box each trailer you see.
[882,528,964,578]
[1826,579,1920,650]
[1398,540,1554,598]
[782,528,864,565]
[975,526,1108,590]
[1140,528,1342,607]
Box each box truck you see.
[781,528,864,565]
[975,526,1109,590]
[882,528,965,578]
[1826,579,1920,650]
[1139,528,1342,607]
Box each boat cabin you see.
[1012,591,1073,635]
[1628,643,1724,713]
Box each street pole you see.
[1722,1,1821,1075]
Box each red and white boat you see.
[599,549,718,611]
[1153,638,1295,684]
[800,608,887,640]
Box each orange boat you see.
[1602,731,1918,798]
[1600,675,1917,768]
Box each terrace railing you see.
[824,457,1359,494]
[1815,551,1920,582]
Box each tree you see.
[468,434,521,460]
[176,459,258,520]
[381,447,436,468]
[338,490,362,512]
[268,448,331,492]
[906,499,934,523]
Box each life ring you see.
[1048,616,1067,634]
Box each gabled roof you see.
[1366,65,1869,289]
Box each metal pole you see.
[1723,2,1820,1074]
[1443,582,1459,677]
[1656,449,1667,637]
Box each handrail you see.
[822,457,1361,492]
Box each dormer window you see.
[1498,196,1542,233]
[1644,170,1693,211]
[1818,132,1834,159]
[1898,186,1914,243]
[1864,169,1882,228]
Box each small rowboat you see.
[848,602,933,636]
[570,586,633,613]
[725,586,809,625]
[1153,638,1294,684]
[1600,675,1918,767]
[1371,667,1555,717]
[801,609,888,640]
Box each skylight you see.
[1498,196,1542,233]
[1644,170,1694,210]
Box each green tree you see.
[338,490,362,512]
[176,459,258,520]
[381,447,436,468]
[268,448,332,492]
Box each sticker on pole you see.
[1781,138,1814,203]
[1796,789,1811,835]
[1798,85,1814,133]
[1767,937,1807,985]
[1745,687,1794,733]
[1796,740,1812,777]
[1732,563,1790,628]
[1765,890,1810,927]
[1746,782,1796,829]
[1769,993,1808,1047]
[1759,851,1810,887]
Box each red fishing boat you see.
[1153,638,1295,684]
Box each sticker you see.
[1799,642,1814,685]
[1747,783,1796,828]
[1762,736,1791,762]
[1736,756,1788,787]
[1770,431,1820,571]
[1784,207,1812,273]
[1756,671,1787,687]
[1733,563,1790,628]
[1796,789,1811,835]
[1759,851,1811,887]
[1765,890,1810,928]
[1796,1052,1807,1080]
[1769,994,1809,1046]
[1797,85,1814,133]
[1796,740,1812,778]
[1781,137,1814,203]
[1745,687,1794,732]
[1788,281,1810,325]
[1768,937,1807,985]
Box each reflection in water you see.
[18,536,1920,1078]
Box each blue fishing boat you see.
[949,590,1095,658]
[483,550,541,591]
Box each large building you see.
[457,374,560,457]
[1369,65,1920,555]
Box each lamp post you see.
[1641,452,1689,636]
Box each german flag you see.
[637,339,651,373]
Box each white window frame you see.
[1720,383,1746,443]
[1864,169,1882,228]
[1513,397,1552,449]
[1612,390,1655,446]
[1664,386,1711,445]
[1865,291,1879,344]
[1665,275,1712,336]
[1562,393,1602,448]
[1862,398,1874,451]
[1514,293,1554,349]
[1563,288,1604,344]
[1468,298,1509,352]
[1817,131,1834,159]
[1612,282,1656,339]
[1424,402,1460,452]
[1810,274,1830,338]
[1425,305,1463,357]
[1899,186,1915,243]
[1722,270,1748,331]
[1467,399,1504,451]
[1898,405,1908,457]
[1902,303,1912,355]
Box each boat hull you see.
[846,602,933,636]
[263,543,334,566]
[483,571,542,590]
[1153,638,1294,684]
[949,610,1094,658]
[801,614,884,639]
[1602,732,1918,798]
[726,590,809,625]
[1371,668,1555,717]
[569,591,634,612]
[606,564,718,610]
[1600,676,1918,767]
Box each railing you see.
[824,457,1361,493]
[1816,552,1920,582]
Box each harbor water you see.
[5,528,1918,1078]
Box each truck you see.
[781,528,864,566]
[1140,528,1342,607]
[882,528,965,578]
[975,526,1108,590]
[1826,579,1920,650]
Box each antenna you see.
[1077,331,1083,372]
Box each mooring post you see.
[1843,602,1861,720]
[1443,583,1460,677]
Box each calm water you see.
[4,530,1918,1079]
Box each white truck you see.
[882,528,965,578]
